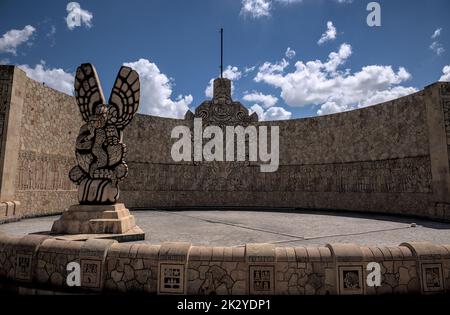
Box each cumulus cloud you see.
[317,21,337,45]
[205,65,242,98]
[240,0,272,18]
[66,2,93,30]
[285,47,296,59]
[19,59,193,118]
[19,61,74,95]
[255,58,289,81]
[440,65,450,82]
[240,0,303,18]
[245,91,289,121]
[0,25,35,55]
[222,65,242,81]
[124,58,193,119]
[254,43,417,115]
[243,91,278,108]
[249,104,292,121]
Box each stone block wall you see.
[0,234,449,295]
[0,65,449,221]
[14,75,81,218]
[0,66,80,222]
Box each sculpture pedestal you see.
[50,204,144,241]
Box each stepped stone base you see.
[50,203,144,238]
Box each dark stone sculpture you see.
[70,63,140,204]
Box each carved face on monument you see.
[89,104,108,128]
[69,63,140,204]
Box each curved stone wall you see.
[0,65,449,222]
[0,234,449,295]
[120,82,450,221]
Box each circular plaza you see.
[1,209,449,247]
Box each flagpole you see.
[220,28,223,78]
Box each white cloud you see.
[285,47,296,59]
[46,25,56,47]
[19,62,74,95]
[124,58,193,119]
[250,104,292,121]
[432,28,442,39]
[47,25,56,37]
[244,65,256,74]
[255,58,289,82]
[240,0,348,19]
[0,25,36,55]
[222,65,242,81]
[240,0,272,18]
[440,65,450,82]
[243,91,278,108]
[358,86,417,108]
[19,59,193,118]
[66,2,93,30]
[205,65,242,98]
[317,86,418,115]
[240,0,303,18]
[430,41,445,56]
[275,0,303,4]
[0,58,10,65]
[316,101,349,116]
[204,80,215,98]
[245,91,288,121]
[317,21,337,45]
[254,43,417,115]
[429,28,445,56]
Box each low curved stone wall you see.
[0,234,449,295]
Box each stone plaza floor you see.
[1,209,450,246]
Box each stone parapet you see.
[0,234,449,295]
[0,200,20,223]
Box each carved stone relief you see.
[70,63,140,204]
[123,156,432,194]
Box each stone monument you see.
[184,77,258,127]
[51,63,144,240]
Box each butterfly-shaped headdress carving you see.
[74,63,140,129]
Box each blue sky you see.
[0,0,449,120]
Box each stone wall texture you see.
[1,66,81,220]
[0,66,449,222]
[0,234,449,295]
